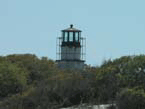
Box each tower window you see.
[69,32,73,41]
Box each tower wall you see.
[61,46,81,60]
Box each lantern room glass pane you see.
[79,32,81,41]
[69,32,73,41]
[62,32,64,41]
[64,32,68,42]
[75,32,79,42]
[79,32,81,37]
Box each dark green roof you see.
[62,24,82,32]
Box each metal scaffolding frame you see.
[56,36,86,62]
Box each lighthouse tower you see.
[56,24,86,70]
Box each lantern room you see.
[62,24,81,42]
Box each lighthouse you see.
[56,24,86,70]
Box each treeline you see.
[0,54,145,109]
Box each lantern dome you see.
[62,24,82,32]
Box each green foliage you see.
[0,62,27,85]
[0,54,56,98]
[97,55,145,87]
[0,61,28,97]
[5,54,55,84]
[117,88,145,109]
[95,55,145,105]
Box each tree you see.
[117,88,145,109]
[0,61,28,97]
